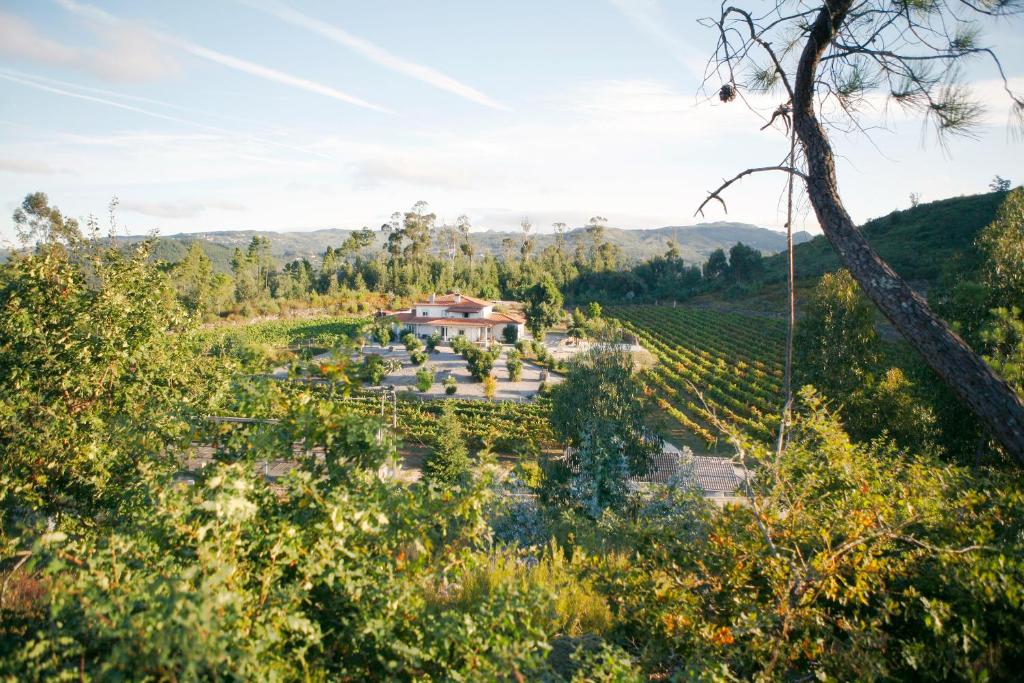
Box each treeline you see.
[161,201,768,318]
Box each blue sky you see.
[1,0,1022,244]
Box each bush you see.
[444,375,458,395]
[502,324,519,344]
[426,331,441,352]
[465,346,495,381]
[361,354,392,384]
[507,352,523,382]
[402,332,422,352]
[415,365,434,392]
[452,335,471,355]
[483,375,497,400]
[410,349,428,366]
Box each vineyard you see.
[608,306,786,448]
[200,315,370,349]
[212,379,555,454]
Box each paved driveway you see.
[360,343,561,400]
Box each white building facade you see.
[387,293,525,343]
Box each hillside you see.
[761,190,1007,286]
[122,221,808,273]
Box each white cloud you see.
[350,157,474,190]
[0,158,72,175]
[0,10,179,82]
[54,0,393,113]
[121,198,247,219]
[237,0,508,111]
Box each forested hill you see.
[123,220,809,273]
[761,190,1008,286]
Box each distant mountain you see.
[125,221,809,273]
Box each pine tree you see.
[422,402,471,487]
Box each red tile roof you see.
[391,311,523,327]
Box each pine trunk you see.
[793,0,1024,463]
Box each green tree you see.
[795,270,879,396]
[978,187,1024,310]
[524,277,563,340]
[423,402,471,487]
[547,344,661,515]
[0,235,215,526]
[727,242,764,282]
[703,248,729,281]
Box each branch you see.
[695,165,808,217]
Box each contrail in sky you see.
[54,0,393,114]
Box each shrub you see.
[410,349,428,366]
[483,375,497,400]
[444,375,458,395]
[502,324,519,344]
[402,332,422,352]
[452,335,471,355]
[507,353,523,382]
[466,346,495,381]
[415,365,434,392]
[426,331,441,352]
[361,354,391,384]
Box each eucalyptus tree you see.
[699,0,1024,461]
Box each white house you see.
[386,293,525,343]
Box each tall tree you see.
[701,1,1024,462]
[523,276,563,340]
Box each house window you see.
[463,312,469,318]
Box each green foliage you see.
[361,354,393,385]
[507,351,523,381]
[422,402,471,487]
[586,390,1024,680]
[0,243,216,526]
[502,323,518,344]
[451,334,471,355]
[371,317,393,346]
[795,269,879,395]
[409,349,428,366]
[727,242,763,282]
[977,187,1024,309]
[415,365,434,392]
[426,330,441,352]
[465,346,495,381]
[443,375,458,395]
[547,345,661,515]
[981,307,1024,391]
[524,276,564,340]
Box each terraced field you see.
[608,306,786,449]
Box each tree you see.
[524,277,563,340]
[795,270,879,396]
[501,324,518,344]
[12,192,82,246]
[727,242,763,282]
[909,192,922,208]
[0,229,209,523]
[991,175,1012,193]
[423,402,471,486]
[703,248,729,281]
[546,343,661,515]
[977,187,1024,309]
[700,1,1024,462]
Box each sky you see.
[0,0,1022,245]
